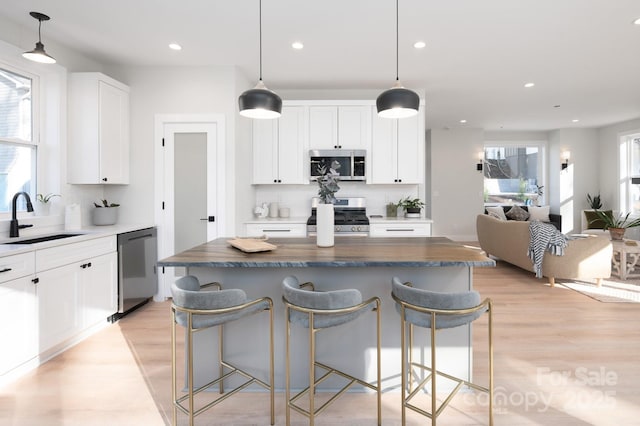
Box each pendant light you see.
[22,12,56,64]
[238,0,282,119]
[376,0,419,118]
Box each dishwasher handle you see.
[126,233,154,242]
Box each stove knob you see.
[357,226,361,232]
[335,226,340,232]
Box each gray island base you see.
[158,237,495,392]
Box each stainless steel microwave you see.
[309,149,366,181]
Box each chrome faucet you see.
[10,192,34,238]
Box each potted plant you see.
[92,199,120,225]
[591,210,640,240]
[35,193,60,216]
[398,196,425,218]
[316,162,340,247]
[587,193,602,210]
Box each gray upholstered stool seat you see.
[391,276,494,426]
[171,275,274,426]
[282,275,382,426]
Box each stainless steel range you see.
[307,197,369,236]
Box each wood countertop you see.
[158,237,495,268]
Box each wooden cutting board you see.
[227,238,277,253]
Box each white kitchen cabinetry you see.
[370,107,424,184]
[245,222,307,238]
[308,106,370,150]
[253,106,307,184]
[0,252,37,377]
[369,221,432,237]
[68,72,130,184]
[37,262,82,352]
[36,236,117,353]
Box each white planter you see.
[316,203,334,247]
[92,207,118,226]
[34,202,50,216]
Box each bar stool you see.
[171,275,274,426]
[282,275,382,426]
[391,276,493,425]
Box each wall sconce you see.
[561,151,571,170]
[476,151,484,171]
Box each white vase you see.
[34,202,50,216]
[92,207,119,226]
[316,203,334,247]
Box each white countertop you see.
[244,216,308,224]
[0,223,155,257]
[369,216,433,223]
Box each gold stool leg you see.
[309,312,316,426]
[489,304,494,426]
[269,304,275,425]
[171,309,177,426]
[187,313,195,426]
[430,313,436,426]
[376,303,382,426]
[285,306,291,426]
[409,323,414,393]
[400,306,407,426]
[219,323,224,394]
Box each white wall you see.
[103,66,241,237]
[430,128,484,240]
[548,128,599,233]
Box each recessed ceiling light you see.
[572,119,580,123]
[292,41,304,50]
[554,105,561,108]
[459,119,467,124]
[633,17,640,25]
[169,43,182,51]
[413,41,426,49]
[524,82,535,88]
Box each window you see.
[483,144,544,206]
[624,133,640,214]
[0,65,37,213]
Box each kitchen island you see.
[158,237,495,391]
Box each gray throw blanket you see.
[527,221,568,278]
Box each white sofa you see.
[477,214,612,286]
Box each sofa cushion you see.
[528,205,550,222]
[486,206,507,221]
[506,205,530,221]
[584,210,612,229]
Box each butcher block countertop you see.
[158,237,495,268]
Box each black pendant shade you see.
[238,0,282,119]
[376,82,420,119]
[238,80,282,119]
[376,0,419,118]
[22,12,56,64]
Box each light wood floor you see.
[2,255,640,425]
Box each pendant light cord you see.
[38,18,43,43]
[395,0,399,82]
[259,0,263,81]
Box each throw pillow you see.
[584,210,612,229]
[506,205,530,221]
[486,206,507,221]
[528,205,550,222]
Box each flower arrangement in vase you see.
[315,161,341,247]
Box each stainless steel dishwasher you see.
[113,227,158,321]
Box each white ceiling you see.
[3,0,640,131]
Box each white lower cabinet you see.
[369,222,432,237]
[81,252,117,329]
[0,275,37,376]
[245,223,307,238]
[37,262,82,352]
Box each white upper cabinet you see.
[68,72,130,184]
[370,106,424,184]
[308,105,370,150]
[253,106,308,184]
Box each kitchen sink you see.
[3,233,86,245]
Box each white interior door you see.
[156,117,224,298]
